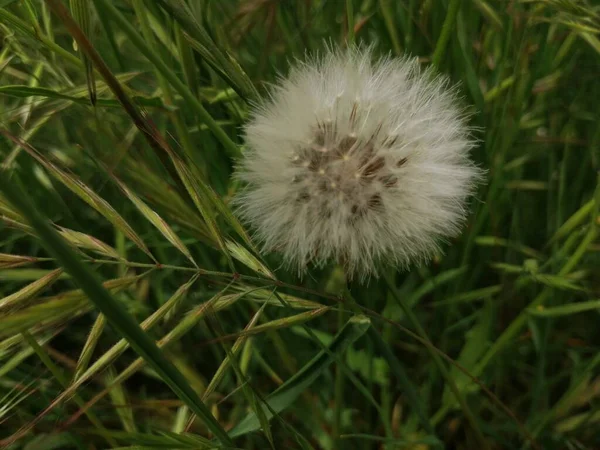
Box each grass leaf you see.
[228,315,371,438]
[0,168,234,446]
[0,268,63,312]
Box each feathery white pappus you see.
[234,47,483,280]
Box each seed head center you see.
[290,121,402,220]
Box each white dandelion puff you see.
[234,47,483,279]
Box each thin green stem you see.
[333,298,345,448]
[21,331,118,448]
[0,172,235,447]
[346,0,355,45]
[382,273,489,450]
[0,9,81,66]
[93,0,241,158]
[431,0,462,68]
[378,0,402,55]
[342,286,433,439]
[132,0,205,171]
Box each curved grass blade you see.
[0,172,234,447]
[155,0,259,103]
[73,313,106,381]
[0,253,39,269]
[46,290,245,438]
[112,176,197,267]
[228,315,371,438]
[528,299,600,317]
[0,275,141,339]
[91,0,241,158]
[169,155,234,271]
[0,268,63,312]
[57,226,122,260]
[69,0,96,104]
[0,130,156,262]
[0,84,167,108]
[548,199,594,244]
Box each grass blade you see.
[0,268,63,312]
[69,0,96,104]
[57,226,122,260]
[528,300,600,317]
[155,0,259,103]
[1,131,155,262]
[0,253,42,269]
[21,330,117,447]
[73,313,106,381]
[228,315,371,438]
[112,176,197,267]
[0,170,234,446]
[92,0,241,158]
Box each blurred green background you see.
[0,0,599,449]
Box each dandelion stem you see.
[431,0,462,68]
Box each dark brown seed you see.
[348,204,360,224]
[315,120,335,143]
[358,142,375,166]
[379,174,398,187]
[368,193,383,209]
[348,203,367,224]
[396,157,408,168]
[308,156,321,172]
[335,136,358,158]
[367,123,383,144]
[384,135,399,147]
[363,156,386,177]
[292,174,305,184]
[297,190,311,203]
[313,128,325,147]
[317,178,328,192]
[329,120,337,140]
[349,102,358,126]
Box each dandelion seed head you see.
[234,47,483,280]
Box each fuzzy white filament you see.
[234,47,482,279]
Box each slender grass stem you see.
[21,331,118,448]
[382,273,490,450]
[346,0,355,45]
[431,0,462,68]
[333,290,345,448]
[0,172,235,447]
[92,0,241,158]
[378,0,402,55]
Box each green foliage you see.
[0,0,598,449]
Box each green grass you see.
[0,0,599,449]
